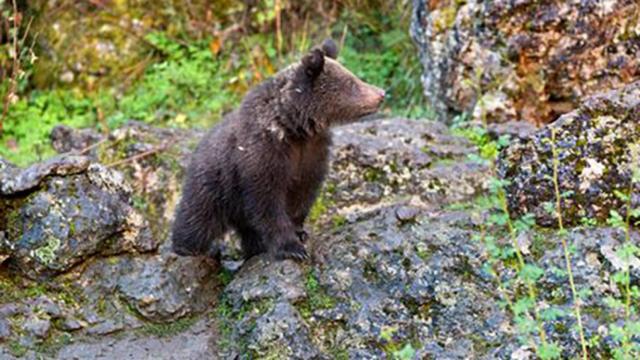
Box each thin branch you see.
[106,140,175,168]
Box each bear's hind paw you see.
[275,241,309,262]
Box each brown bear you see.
[171,39,385,261]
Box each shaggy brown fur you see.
[171,39,385,260]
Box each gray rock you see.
[487,121,538,142]
[56,318,217,360]
[23,316,50,339]
[0,155,90,195]
[0,157,156,278]
[58,318,85,331]
[51,121,201,241]
[3,116,637,359]
[225,257,306,307]
[498,81,640,226]
[30,295,62,318]
[86,319,125,336]
[329,118,489,210]
[116,254,218,322]
[0,318,10,340]
[50,125,103,155]
[248,301,319,359]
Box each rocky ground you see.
[1,79,639,358]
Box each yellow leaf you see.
[209,37,222,56]
[175,113,187,124]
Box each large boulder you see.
[411,0,640,124]
[0,155,156,278]
[217,201,640,358]
[498,81,640,227]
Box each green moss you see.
[433,4,459,33]
[95,297,108,316]
[0,276,49,303]
[363,258,381,283]
[309,192,331,224]
[33,332,73,357]
[139,316,198,337]
[331,214,347,230]
[217,267,235,287]
[330,348,350,360]
[215,295,274,353]
[378,325,420,359]
[363,167,385,183]
[296,268,337,319]
[8,340,28,357]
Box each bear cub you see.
[171,39,385,261]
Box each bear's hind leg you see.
[171,191,225,257]
[236,224,268,259]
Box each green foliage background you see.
[0,0,427,166]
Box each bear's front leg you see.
[243,182,308,261]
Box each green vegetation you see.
[1,1,427,166]
[297,268,336,319]
[139,316,199,337]
[454,117,640,358]
[378,325,418,359]
[215,295,273,354]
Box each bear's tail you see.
[171,186,224,257]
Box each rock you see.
[328,118,490,210]
[215,204,640,358]
[498,81,640,226]
[86,319,125,336]
[51,121,201,242]
[530,227,640,357]
[0,156,156,278]
[23,316,51,339]
[115,254,218,322]
[0,318,10,340]
[217,204,518,359]
[56,318,218,359]
[30,296,62,318]
[0,155,90,195]
[58,318,85,332]
[487,121,538,142]
[66,249,217,324]
[50,125,103,155]
[224,258,306,307]
[248,301,319,359]
[2,115,638,358]
[411,0,640,124]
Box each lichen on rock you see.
[0,155,156,278]
[411,0,640,124]
[498,81,640,226]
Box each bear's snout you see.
[362,84,386,110]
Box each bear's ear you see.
[321,38,339,59]
[301,48,325,78]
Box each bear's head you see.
[281,39,385,132]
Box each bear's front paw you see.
[296,229,309,243]
[275,241,309,262]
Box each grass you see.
[549,127,588,359]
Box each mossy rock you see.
[498,81,640,227]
